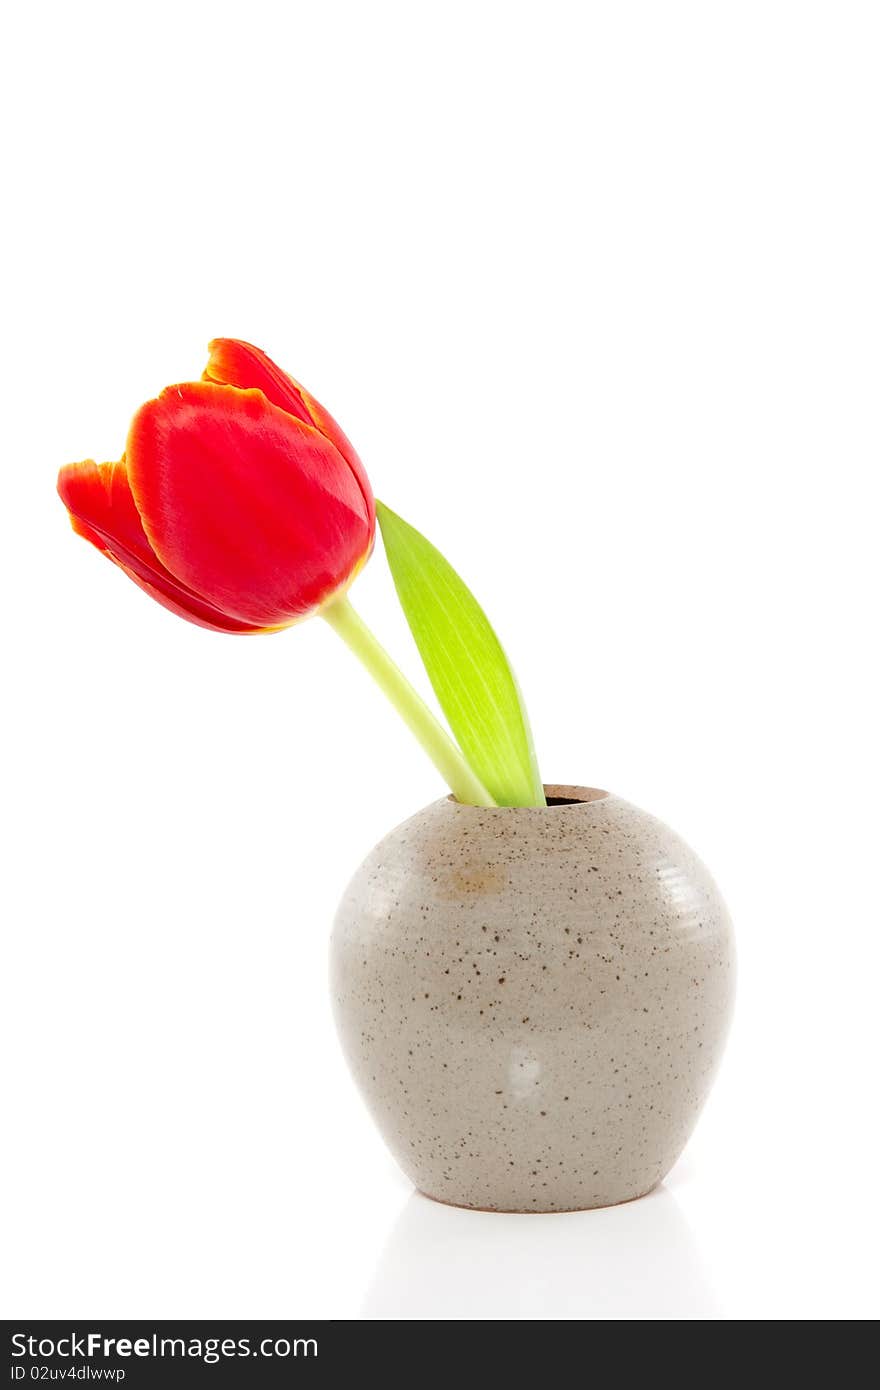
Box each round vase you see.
[330,785,735,1212]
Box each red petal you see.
[204,338,314,426]
[57,458,260,633]
[126,381,374,628]
[204,338,375,529]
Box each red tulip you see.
[58,339,375,632]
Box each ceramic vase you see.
[330,786,734,1212]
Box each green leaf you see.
[376,501,545,807]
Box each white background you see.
[2,1,877,1320]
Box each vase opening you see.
[542,784,610,805]
[450,784,609,808]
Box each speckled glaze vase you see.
[330,786,734,1212]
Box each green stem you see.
[322,596,496,807]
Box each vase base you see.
[417,1181,660,1215]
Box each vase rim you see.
[450,784,610,809]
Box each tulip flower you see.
[58,339,500,806]
[58,338,375,633]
